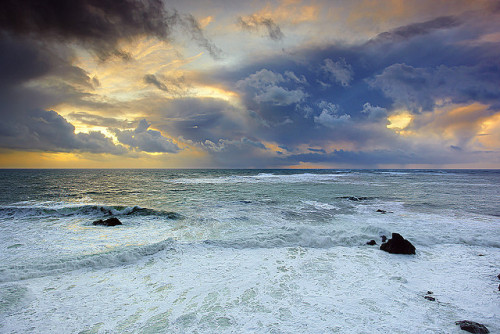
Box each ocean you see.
[0,169,499,333]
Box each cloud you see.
[181,14,222,59]
[144,74,168,91]
[321,58,353,87]
[369,63,500,112]
[313,102,351,128]
[0,0,177,60]
[237,15,284,41]
[0,0,222,60]
[143,73,190,95]
[236,69,307,106]
[0,109,126,154]
[202,137,266,152]
[114,119,180,153]
[361,103,388,121]
[0,35,96,89]
[254,86,306,106]
[67,112,132,128]
[2,3,499,168]
[370,16,462,44]
[199,137,269,168]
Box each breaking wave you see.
[0,239,176,283]
[169,173,347,184]
[0,204,181,219]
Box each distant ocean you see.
[1,169,499,333]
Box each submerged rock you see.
[381,235,387,243]
[380,233,416,255]
[92,217,122,226]
[455,320,489,333]
[366,240,377,245]
[376,209,387,214]
[424,296,436,301]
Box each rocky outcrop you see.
[380,233,416,255]
[455,320,489,333]
[366,240,377,245]
[92,217,122,226]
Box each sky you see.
[1,0,500,169]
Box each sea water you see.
[0,169,498,333]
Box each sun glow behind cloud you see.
[387,112,413,131]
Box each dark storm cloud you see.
[0,1,220,156]
[114,119,180,153]
[0,109,126,154]
[369,63,500,112]
[280,147,474,167]
[0,0,221,60]
[237,15,284,41]
[0,36,127,154]
[0,35,96,90]
[193,10,500,167]
[0,0,174,60]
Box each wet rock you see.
[455,320,489,333]
[381,235,387,243]
[427,291,433,295]
[338,196,371,201]
[366,240,377,246]
[380,233,416,255]
[376,209,387,214]
[92,217,122,226]
[497,273,500,280]
[424,296,435,301]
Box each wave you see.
[0,239,175,283]
[203,226,389,250]
[0,204,181,219]
[169,173,347,184]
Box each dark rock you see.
[92,217,122,226]
[455,320,489,333]
[376,209,387,214]
[366,240,377,246]
[424,296,435,301]
[427,291,433,295]
[381,235,387,243]
[380,233,416,255]
[497,273,500,280]
[338,196,371,201]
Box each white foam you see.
[302,200,341,211]
[169,173,347,184]
[2,243,498,333]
